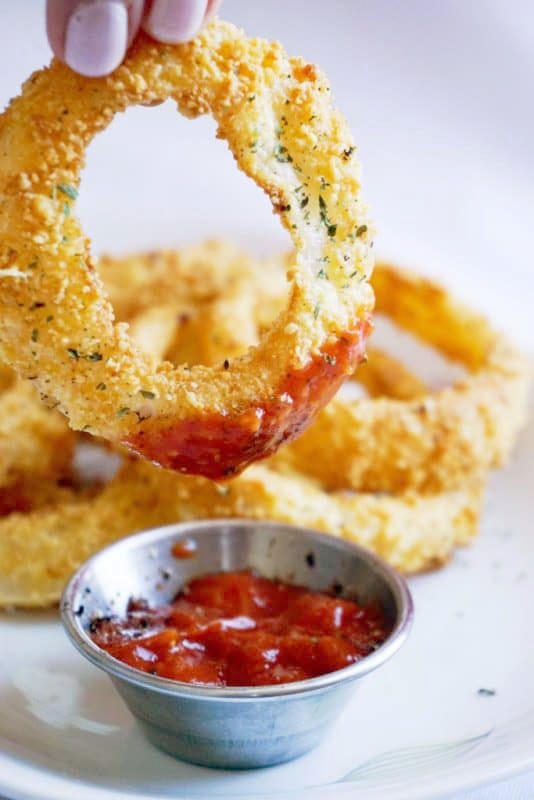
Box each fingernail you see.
[65,1,128,77]
[145,0,207,44]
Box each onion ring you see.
[0,22,373,479]
[100,245,528,491]
[0,374,74,496]
[277,263,530,491]
[99,240,259,323]
[0,456,483,608]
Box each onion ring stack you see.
[0,242,527,607]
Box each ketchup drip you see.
[123,318,371,479]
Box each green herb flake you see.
[96,382,106,391]
[319,195,337,237]
[342,146,355,160]
[313,303,321,320]
[68,348,102,362]
[324,353,336,365]
[477,688,496,697]
[247,94,256,102]
[140,389,155,399]
[317,268,327,279]
[27,260,38,270]
[31,329,39,342]
[46,315,54,323]
[356,224,368,237]
[57,184,78,201]
[117,407,131,418]
[300,195,309,209]
[274,144,293,163]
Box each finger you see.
[47,0,145,77]
[46,0,80,58]
[204,0,222,25]
[142,0,209,44]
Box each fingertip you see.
[64,0,129,77]
[46,0,80,59]
[142,0,209,44]
[204,0,222,26]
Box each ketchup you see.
[91,570,390,687]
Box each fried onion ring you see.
[276,263,530,491]
[0,375,74,494]
[0,22,373,479]
[100,244,528,492]
[0,456,483,608]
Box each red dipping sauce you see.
[91,571,390,687]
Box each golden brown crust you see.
[0,21,373,477]
[99,244,530,492]
[0,376,75,490]
[276,264,530,491]
[0,456,484,608]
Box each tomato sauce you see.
[122,318,371,479]
[91,570,390,687]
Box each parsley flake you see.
[319,195,337,237]
[117,407,131,418]
[57,184,78,201]
[140,389,155,399]
[274,144,293,163]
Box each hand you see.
[46,0,222,77]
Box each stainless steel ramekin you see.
[61,519,413,769]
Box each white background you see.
[0,2,532,798]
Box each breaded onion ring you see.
[276,264,530,492]
[0,374,74,494]
[0,22,373,479]
[0,456,483,608]
[101,245,528,491]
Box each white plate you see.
[0,388,532,800]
